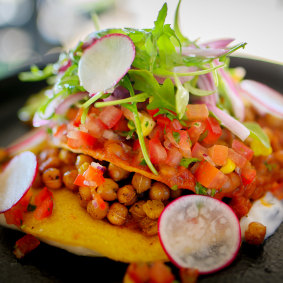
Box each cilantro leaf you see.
[195,182,208,195]
[128,70,176,112]
[172,131,181,143]
[180,157,200,168]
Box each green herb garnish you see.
[180,157,200,168]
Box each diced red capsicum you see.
[194,161,229,190]
[202,117,222,145]
[232,139,254,161]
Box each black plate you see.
[0,57,283,283]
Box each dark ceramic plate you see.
[0,57,283,283]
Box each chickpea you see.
[245,222,266,245]
[39,148,59,163]
[143,200,164,219]
[97,178,118,201]
[117,185,137,206]
[149,182,170,201]
[87,200,109,220]
[129,200,146,219]
[139,217,158,236]
[59,149,77,165]
[76,155,93,169]
[78,162,90,175]
[60,165,76,175]
[79,186,92,201]
[39,156,61,172]
[63,170,78,191]
[131,173,151,194]
[170,189,182,199]
[107,203,128,225]
[108,163,130,181]
[42,168,62,189]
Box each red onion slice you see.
[240,80,283,119]
[56,92,87,115]
[200,38,235,49]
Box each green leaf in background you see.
[19,64,54,82]
[244,122,271,148]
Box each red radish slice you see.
[240,80,283,118]
[6,128,47,156]
[0,151,38,213]
[78,33,135,94]
[158,195,241,274]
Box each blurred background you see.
[1,0,283,79]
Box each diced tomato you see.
[113,116,129,132]
[53,124,67,138]
[126,263,150,283]
[232,139,254,161]
[229,196,252,218]
[186,104,209,121]
[179,268,199,283]
[228,148,247,168]
[166,147,183,167]
[202,117,222,145]
[85,114,106,138]
[194,161,229,190]
[4,206,23,227]
[149,138,167,164]
[187,121,206,144]
[34,188,53,220]
[67,131,97,149]
[156,116,171,128]
[166,128,191,150]
[73,108,84,127]
[208,145,228,166]
[13,234,40,259]
[241,162,256,185]
[147,108,160,119]
[167,167,195,191]
[191,142,208,159]
[19,189,33,212]
[149,125,164,141]
[149,262,175,283]
[171,119,182,130]
[99,106,122,129]
[83,165,105,187]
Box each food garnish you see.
[0,151,37,213]
[0,0,282,281]
[158,195,241,274]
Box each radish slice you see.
[6,128,48,156]
[78,33,135,94]
[158,195,241,274]
[240,80,283,119]
[0,151,38,213]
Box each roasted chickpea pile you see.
[35,148,184,236]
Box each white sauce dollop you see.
[240,192,283,240]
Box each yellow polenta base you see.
[22,188,167,263]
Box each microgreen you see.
[120,76,158,175]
